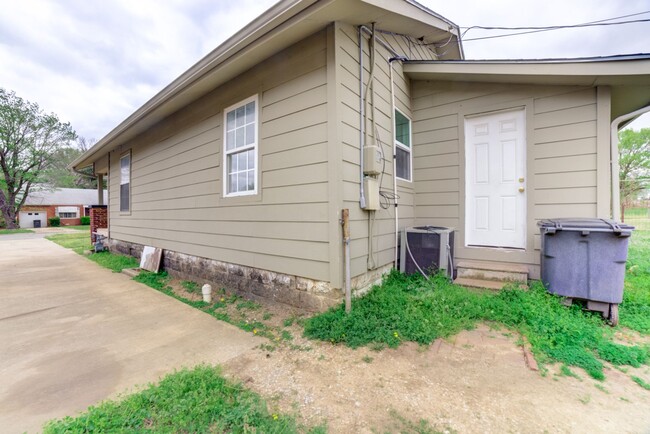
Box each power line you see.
[459,10,650,42]
[463,19,650,42]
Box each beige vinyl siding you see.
[379,32,439,61]
[411,81,601,277]
[336,22,431,279]
[108,30,331,281]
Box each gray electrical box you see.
[363,177,380,210]
[363,146,382,176]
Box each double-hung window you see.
[394,109,412,181]
[120,152,131,212]
[224,95,258,196]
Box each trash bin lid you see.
[538,218,634,235]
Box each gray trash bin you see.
[538,218,634,325]
[33,219,41,228]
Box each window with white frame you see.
[224,96,258,196]
[395,109,412,181]
[120,152,131,212]
[57,206,78,219]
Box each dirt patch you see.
[163,278,650,433]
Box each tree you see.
[0,88,76,228]
[619,128,650,221]
[40,137,97,189]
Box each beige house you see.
[72,0,650,310]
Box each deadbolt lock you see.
[518,177,525,183]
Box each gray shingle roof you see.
[24,188,108,206]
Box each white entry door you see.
[465,108,526,249]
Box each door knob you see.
[518,187,525,193]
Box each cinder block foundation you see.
[108,239,354,312]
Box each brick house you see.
[20,188,108,228]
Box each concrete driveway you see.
[0,237,263,433]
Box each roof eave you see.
[72,0,462,172]
[71,0,319,171]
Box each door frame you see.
[464,107,527,249]
[457,98,536,263]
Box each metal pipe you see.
[357,25,405,210]
[388,56,407,267]
[610,104,650,221]
[357,26,367,209]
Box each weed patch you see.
[88,251,139,272]
[181,280,200,293]
[304,271,649,380]
[43,365,324,433]
[631,376,650,390]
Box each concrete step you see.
[453,277,508,291]
[122,268,141,278]
[456,260,528,283]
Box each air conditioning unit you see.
[399,226,455,278]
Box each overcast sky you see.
[1,0,649,143]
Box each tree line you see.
[0,88,97,228]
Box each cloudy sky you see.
[1,0,649,143]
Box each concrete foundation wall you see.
[109,238,343,312]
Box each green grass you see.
[133,271,275,339]
[0,228,34,235]
[624,207,650,231]
[63,225,91,231]
[621,230,650,333]
[89,251,139,272]
[43,365,324,433]
[631,375,650,390]
[305,269,649,380]
[181,280,200,293]
[46,232,91,254]
[46,232,138,271]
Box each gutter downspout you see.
[389,55,408,266]
[610,104,650,221]
[358,26,367,209]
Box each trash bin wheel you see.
[608,304,619,327]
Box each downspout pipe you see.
[389,55,408,266]
[610,104,650,221]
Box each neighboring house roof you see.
[24,188,108,206]
[403,54,650,121]
[72,0,462,171]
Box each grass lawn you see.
[62,224,91,231]
[43,365,324,433]
[46,232,138,272]
[305,230,650,382]
[0,228,34,235]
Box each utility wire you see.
[458,10,650,42]
[463,19,650,42]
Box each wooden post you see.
[342,209,351,313]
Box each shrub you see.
[80,216,90,225]
[48,216,60,227]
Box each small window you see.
[59,212,77,219]
[120,152,131,212]
[223,96,258,196]
[395,109,412,181]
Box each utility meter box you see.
[363,145,382,176]
[363,177,380,210]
